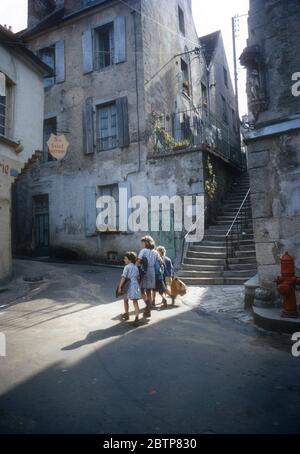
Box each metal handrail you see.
[225,188,251,267]
[180,207,207,266]
[226,188,251,238]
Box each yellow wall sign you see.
[47,134,69,160]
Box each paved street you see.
[0,260,300,434]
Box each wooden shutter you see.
[83,97,95,154]
[82,28,94,74]
[85,187,97,237]
[114,16,126,64]
[55,40,65,83]
[116,96,130,148]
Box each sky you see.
[0,0,249,114]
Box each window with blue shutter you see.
[82,16,126,74]
[96,103,118,151]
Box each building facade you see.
[0,25,48,283]
[240,0,300,303]
[14,0,242,266]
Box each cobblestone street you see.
[0,260,299,434]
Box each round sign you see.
[47,134,69,160]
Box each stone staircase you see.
[178,173,257,285]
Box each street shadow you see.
[62,319,150,351]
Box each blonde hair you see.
[141,235,156,250]
[157,246,166,256]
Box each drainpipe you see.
[130,10,141,174]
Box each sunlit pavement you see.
[0,260,300,434]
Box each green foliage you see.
[205,155,217,201]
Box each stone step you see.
[239,244,256,251]
[179,270,222,278]
[228,256,257,264]
[234,250,256,257]
[201,239,255,247]
[182,264,225,272]
[178,276,225,285]
[208,228,254,235]
[187,251,226,259]
[189,245,227,253]
[183,257,226,265]
[223,269,257,278]
[179,276,252,285]
[227,263,257,271]
[204,234,254,242]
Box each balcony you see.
[148,109,245,170]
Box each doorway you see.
[33,194,49,256]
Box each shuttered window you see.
[82,16,126,74]
[97,184,119,231]
[178,6,185,35]
[97,103,117,151]
[39,46,56,88]
[83,96,129,154]
[39,40,65,87]
[0,72,13,138]
[94,23,114,70]
[0,94,6,136]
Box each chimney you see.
[27,0,57,28]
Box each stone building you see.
[14,0,242,266]
[0,25,48,283]
[240,0,300,305]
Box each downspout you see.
[131,10,141,174]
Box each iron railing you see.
[225,189,251,268]
[151,107,245,169]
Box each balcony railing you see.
[150,108,245,169]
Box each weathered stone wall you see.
[15,0,238,264]
[245,0,300,293]
[209,33,239,134]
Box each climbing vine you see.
[204,155,218,201]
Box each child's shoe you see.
[121,313,130,321]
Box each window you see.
[94,22,114,70]
[178,6,185,35]
[201,83,208,107]
[221,96,228,124]
[223,67,228,88]
[181,59,190,96]
[39,46,55,88]
[97,184,119,231]
[96,103,117,151]
[0,72,13,138]
[43,117,57,162]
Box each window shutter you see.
[83,97,95,154]
[82,28,94,74]
[55,40,65,83]
[85,187,97,237]
[116,96,130,148]
[114,16,126,64]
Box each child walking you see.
[156,246,175,307]
[118,252,142,326]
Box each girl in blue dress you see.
[118,252,142,326]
